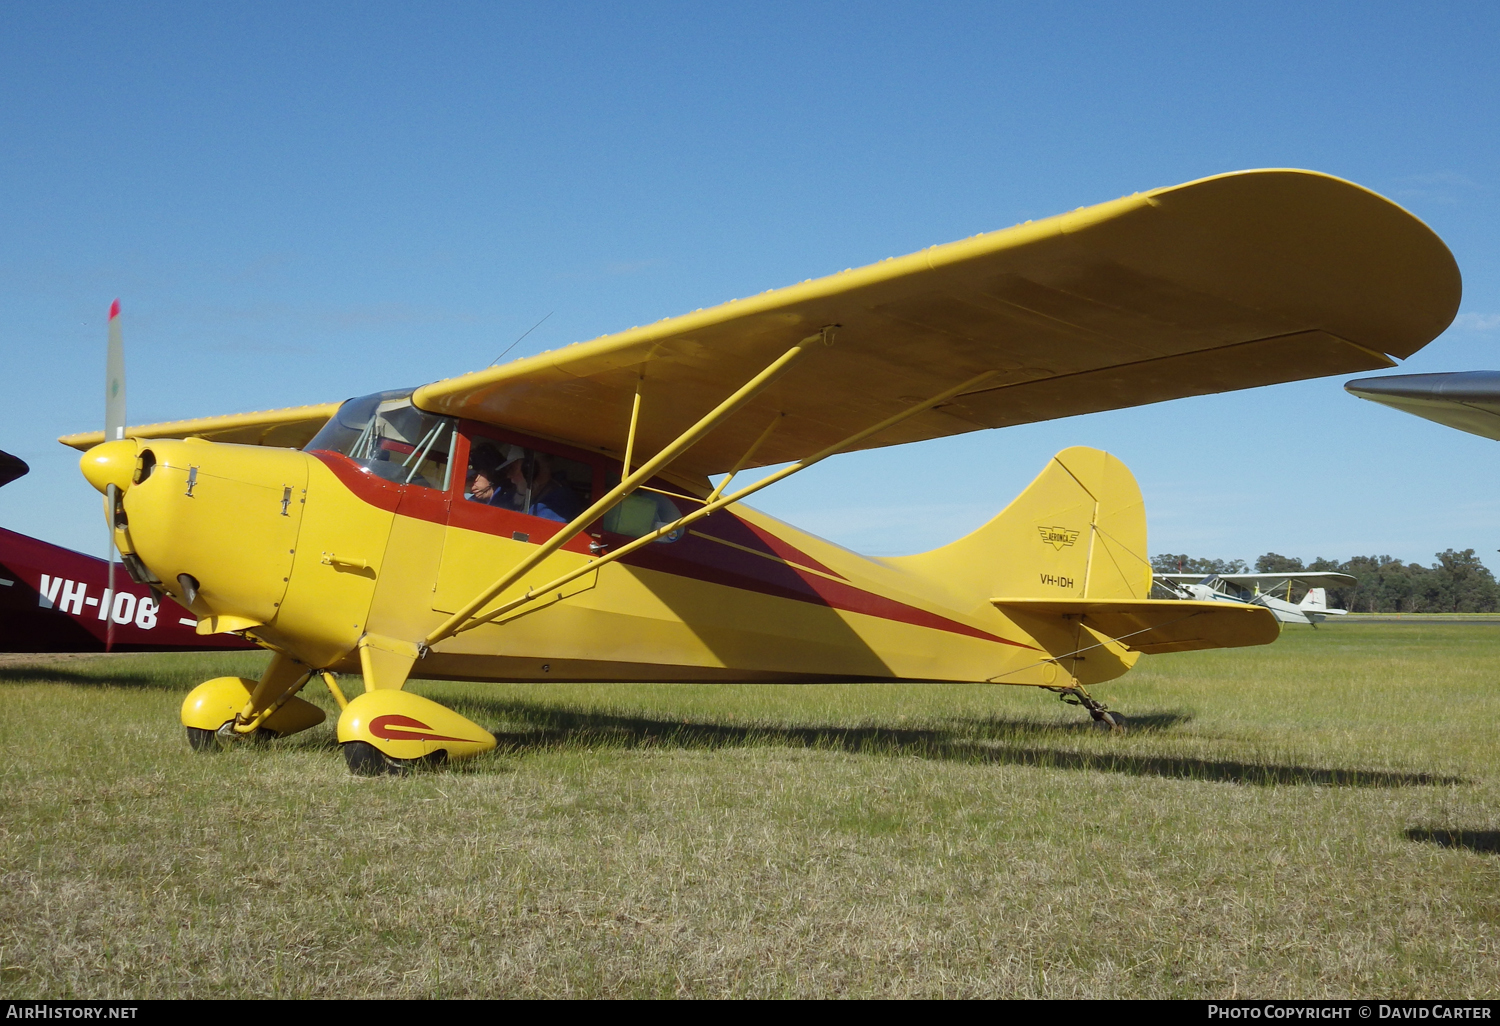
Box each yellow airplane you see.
[65,169,1460,774]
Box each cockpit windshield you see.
[304,389,455,490]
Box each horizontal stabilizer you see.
[992,597,1280,655]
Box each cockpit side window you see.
[462,433,594,524]
[596,472,694,544]
[305,390,455,491]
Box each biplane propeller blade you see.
[106,299,125,443]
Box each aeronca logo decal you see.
[368,714,472,743]
[1038,526,1080,551]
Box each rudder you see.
[892,446,1151,607]
[890,447,1153,685]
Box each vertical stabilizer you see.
[1300,587,1328,611]
[892,446,1151,605]
[888,447,1152,684]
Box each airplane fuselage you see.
[99,413,1152,689]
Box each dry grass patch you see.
[1,625,1498,997]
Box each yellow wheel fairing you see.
[180,676,326,737]
[337,690,496,762]
[181,676,254,732]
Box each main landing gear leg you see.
[1046,685,1125,733]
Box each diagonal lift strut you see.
[425,328,840,647]
[436,364,1002,639]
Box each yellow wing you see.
[59,402,342,452]
[59,170,1459,471]
[411,169,1459,478]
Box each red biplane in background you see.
[0,448,251,653]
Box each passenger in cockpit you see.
[522,453,585,522]
[467,444,584,521]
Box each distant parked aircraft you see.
[0,449,252,653]
[1154,572,1354,626]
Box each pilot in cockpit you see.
[465,443,518,507]
[465,443,583,523]
[517,453,585,522]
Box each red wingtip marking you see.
[108,299,120,320]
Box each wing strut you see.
[621,371,644,476]
[436,366,1003,639]
[706,412,782,504]
[424,328,836,647]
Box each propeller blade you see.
[104,299,125,652]
[106,299,126,442]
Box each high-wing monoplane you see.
[63,169,1460,773]
[1153,572,1354,625]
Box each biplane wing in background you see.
[1154,572,1356,625]
[62,169,1461,771]
[1345,371,1500,441]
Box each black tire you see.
[187,723,275,750]
[342,741,450,776]
[1097,711,1126,733]
[343,740,407,776]
[186,726,221,752]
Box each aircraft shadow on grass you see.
[0,664,188,690]
[0,662,262,691]
[0,664,1464,788]
[1405,828,1500,854]
[455,699,1463,789]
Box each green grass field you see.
[2,623,1498,998]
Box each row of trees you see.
[1151,549,1500,613]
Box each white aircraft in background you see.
[1154,572,1355,626]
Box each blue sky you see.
[2,1,1498,565]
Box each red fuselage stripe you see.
[313,450,1036,650]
